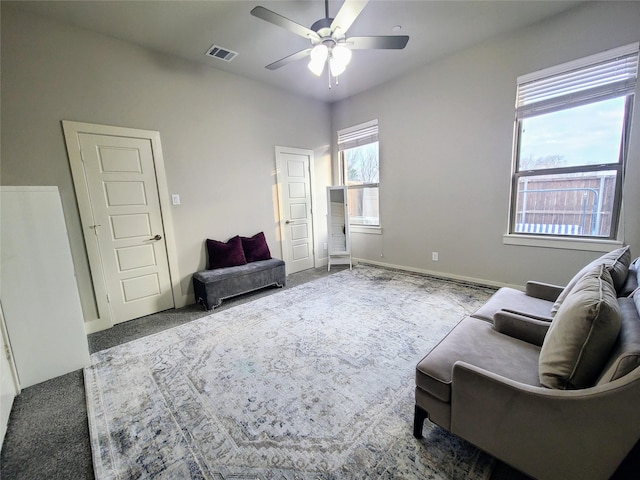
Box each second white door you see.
[276,146,315,274]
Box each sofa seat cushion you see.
[471,287,553,323]
[416,316,541,403]
[194,258,284,283]
[540,264,622,389]
[193,258,286,310]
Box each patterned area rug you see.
[85,265,496,479]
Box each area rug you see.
[85,265,496,479]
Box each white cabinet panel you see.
[0,187,90,388]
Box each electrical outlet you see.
[432,252,439,261]
[323,242,328,250]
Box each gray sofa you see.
[193,258,285,310]
[414,246,640,480]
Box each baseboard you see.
[353,258,523,291]
[176,293,191,309]
[315,257,329,269]
[83,316,112,335]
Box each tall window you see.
[338,120,380,227]
[510,43,638,239]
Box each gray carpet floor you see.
[1,265,637,479]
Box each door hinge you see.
[4,344,12,361]
[106,294,111,303]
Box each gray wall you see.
[1,7,332,326]
[2,2,640,331]
[331,1,640,288]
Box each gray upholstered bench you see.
[193,258,286,310]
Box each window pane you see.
[345,142,379,185]
[514,171,618,237]
[347,186,379,226]
[518,97,625,171]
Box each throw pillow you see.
[539,264,622,389]
[551,245,631,316]
[240,231,271,263]
[206,236,247,269]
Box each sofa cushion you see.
[471,287,553,323]
[416,317,541,403]
[206,236,247,269]
[240,231,272,263]
[596,297,640,384]
[551,245,631,316]
[619,257,639,297]
[539,264,622,389]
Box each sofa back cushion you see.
[619,257,639,297]
[551,245,631,316]
[596,296,640,384]
[540,264,622,389]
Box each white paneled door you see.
[276,146,315,274]
[78,133,174,324]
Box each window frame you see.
[505,43,638,249]
[338,119,381,231]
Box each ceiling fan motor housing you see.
[311,17,336,40]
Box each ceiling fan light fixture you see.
[308,58,326,76]
[332,44,352,66]
[308,44,329,77]
[329,44,351,77]
[308,44,329,76]
[329,55,347,77]
[310,44,329,63]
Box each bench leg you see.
[413,404,428,439]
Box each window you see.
[509,43,638,241]
[338,120,380,227]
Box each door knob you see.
[149,234,162,241]
[285,220,295,224]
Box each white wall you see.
[331,1,640,288]
[1,6,332,327]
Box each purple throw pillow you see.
[206,236,247,269]
[240,232,272,263]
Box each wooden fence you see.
[514,174,617,236]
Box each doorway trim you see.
[62,121,182,333]
[274,146,317,274]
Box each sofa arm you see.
[525,281,564,302]
[450,362,640,480]
[493,309,550,346]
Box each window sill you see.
[503,233,623,252]
[350,225,382,235]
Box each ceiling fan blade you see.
[266,48,313,70]
[251,6,320,41]
[330,0,369,36]
[348,36,409,50]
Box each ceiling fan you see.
[250,0,409,83]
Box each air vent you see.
[205,45,238,62]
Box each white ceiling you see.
[7,0,584,103]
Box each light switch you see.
[171,194,181,205]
